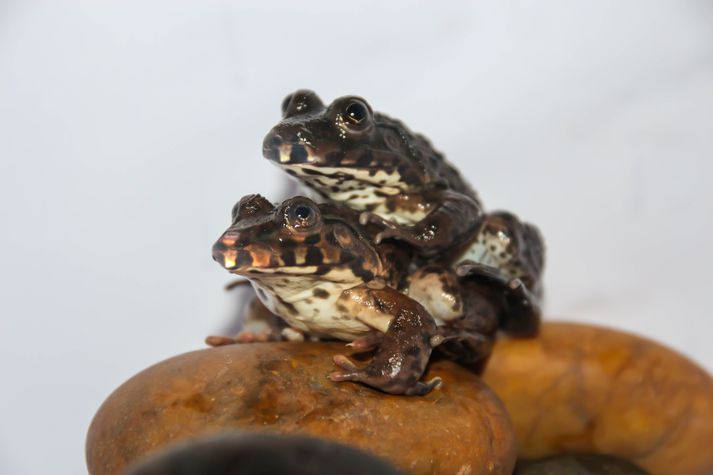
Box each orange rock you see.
[86,342,516,475]
[483,322,713,475]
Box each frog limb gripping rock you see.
[212,193,445,395]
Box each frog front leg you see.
[360,190,483,257]
[328,285,443,396]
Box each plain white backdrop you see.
[1,1,712,473]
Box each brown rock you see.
[514,453,649,475]
[86,342,516,475]
[482,322,713,475]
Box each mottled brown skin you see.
[262,89,483,256]
[482,322,713,475]
[262,90,544,336]
[86,343,517,475]
[212,194,444,395]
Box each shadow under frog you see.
[212,194,500,396]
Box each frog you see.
[262,90,545,336]
[212,194,500,395]
[262,89,484,257]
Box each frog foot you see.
[204,329,274,347]
[436,329,494,366]
[346,332,384,351]
[329,355,442,396]
[455,260,541,337]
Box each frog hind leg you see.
[456,211,545,291]
[436,285,500,366]
[456,261,541,337]
[329,287,442,396]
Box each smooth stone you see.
[483,322,713,475]
[87,342,516,475]
[124,432,404,475]
[515,453,649,475]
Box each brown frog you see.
[262,90,545,335]
[212,194,499,395]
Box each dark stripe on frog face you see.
[304,234,321,245]
[289,145,309,164]
[280,250,296,266]
[304,247,324,266]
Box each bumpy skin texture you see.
[212,194,498,395]
[262,89,483,256]
[262,90,545,336]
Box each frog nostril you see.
[269,134,283,147]
[263,133,283,161]
[212,242,227,264]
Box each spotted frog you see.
[212,194,499,395]
[263,90,545,335]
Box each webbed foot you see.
[329,355,442,396]
[205,329,274,347]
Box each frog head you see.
[262,90,446,204]
[212,194,384,284]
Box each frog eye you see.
[232,194,274,222]
[285,200,320,230]
[344,100,370,125]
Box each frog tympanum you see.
[262,90,544,335]
[212,194,499,395]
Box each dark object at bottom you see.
[515,453,650,475]
[124,431,404,475]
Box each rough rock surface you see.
[483,322,713,475]
[86,342,516,475]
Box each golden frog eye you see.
[345,100,370,125]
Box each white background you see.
[1,1,712,473]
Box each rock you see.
[482,322,713,475]
[124,432,404,475]
[86,342,516,475]
[514,453,649,475]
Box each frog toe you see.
[347,332,384,351]
[404,377,442,396]
[332,354,360,372]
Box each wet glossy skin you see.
[262,90,484,256]
[212,194,442,395]
[263,90,545,336]
[212,194,500,395]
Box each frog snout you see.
[212,232,248,270]
[262,125,315,165]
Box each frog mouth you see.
[212,242,331,276]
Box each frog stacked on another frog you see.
[212,194,499,395]
[210,90,545,396]
[262,90,544,336]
